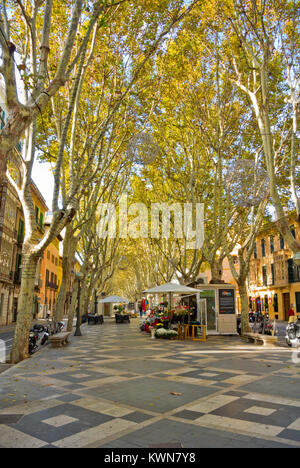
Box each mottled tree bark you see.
[10,253,39,363]
[54,225,76,322]
[238,280,251,334]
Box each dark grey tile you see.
[240,375,300,399]
[0,414,24,424]
[122,412,154,423]
[278,429,300,442]
[56,394,81,403]
[96,419,278,449]
[10,403,114,444]
[82,377,218,413]
[224,391,247,397]
[173,410,205,420]
[212,398,300,428]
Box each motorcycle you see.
[28,330,39,354]
[46,320,65,335]
[286,319,300,348]
[252,314,277,336]
[28,324,50,355]
[32,324,50,345]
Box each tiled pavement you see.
[0,319,300,448]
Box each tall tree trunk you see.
[67,280,78,332]
[54,225,76,321]
[210,258,223,283]
[11,253,39,363]
[238,279,251,334]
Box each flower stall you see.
[140,282,209,341]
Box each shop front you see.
[144,282,238,336]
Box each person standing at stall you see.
[288,305,296,323]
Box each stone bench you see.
[49,332,71,348]
[242,332,278,347]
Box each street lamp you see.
[74,271,84,337]
[94,289,98,315]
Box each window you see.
[0,293,4,316]
[290,225,296,239]
[262,266,267,286]
[254,243,257,259]
[270,236,274,254]
[39,212,44,229]
[15,254,22,282]
[35,206,39,224]
[17,219,25,243]
[46,270,49,287]
[274,294,278,313]
[47,251,50,260]
[55,258,58,266]
[261,239,266,257]
[271,264,275,285]
[52,255,54,264]
[280,235,285,250]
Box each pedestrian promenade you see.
[0,319,299,448]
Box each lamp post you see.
[74,272,84,337]
[94,289,98,315]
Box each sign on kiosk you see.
[219,289,235,315]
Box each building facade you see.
[248,216,300,321]
[0,179,20,326]
[0,179,64,324]
[38,236,60,318]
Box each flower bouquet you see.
[155,328,178,340]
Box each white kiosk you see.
[193,283,237,335]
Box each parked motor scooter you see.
[28,329,40,354]
[32,324,50,345]
[46,320,65,335]
[286,318,300,348]
[28,324,50,355]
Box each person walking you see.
[288,305,296,323]
[139,305,143,318]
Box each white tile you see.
[72,374,90,379]
[195,414,283,437]
[200,373,219,378]
[0,425,46,448]
[244,393,300,408]
[42,415,79,427]
[72,398,133,417]
[223,374,259,385]
[287,418,300,431]
[189,395,240,414]
[244,406,276,416]
[53,418,137,448]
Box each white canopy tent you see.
[98,295,129,317]
[144,282,200,295]
[99,295,129,304]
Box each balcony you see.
[46,281,59,290]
